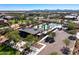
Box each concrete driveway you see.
[38,30,75,55]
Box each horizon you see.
[0,4,79,10]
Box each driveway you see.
[38,30,75,55]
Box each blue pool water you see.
[38,23,59,30]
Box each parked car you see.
[68,36,76,40]
[45,37,55,43]
[58,28,62,31]
[60,47,70,55]
[45,37,50,42]
[49,37,55,43]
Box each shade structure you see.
[76,32,79,39]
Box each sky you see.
[0,4,79,10]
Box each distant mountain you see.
[0,9,79,13]
[29,9,79,12]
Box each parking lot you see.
[38,30,75,55]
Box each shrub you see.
[63,39,70,46]
[50,52,58,55]
[68,30,76,34]
[48,32,56,37]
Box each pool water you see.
[38,23,60,30]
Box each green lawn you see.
[0,44,20,55]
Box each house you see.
[0,18,8,24]
[5,40,26,52]
[64,15,77,19]
[64,13,78,20]
[38,17,44,20]
[10,24,20,30]
[12,41,26,52]
[4,16,14,20]
[0,36,8,44]
[77,16,79,21]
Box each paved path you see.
[38,30,75,55]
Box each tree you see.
[0,44,18,55]
[68,30,76,34]
[24,35,38,45]
[48,31,56,37]
[25,20,31,26]
[61,39,71,55]
[67,21,76,30]
[43,14,48,19]
[63,39,70,47]
[20,24,26,29]
[24,35,38,52]
[51,32,56,37]
[5,30,20,42]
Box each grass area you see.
[0,44,20,55]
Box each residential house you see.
[0,18,8,24]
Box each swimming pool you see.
[38,23,61,30]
